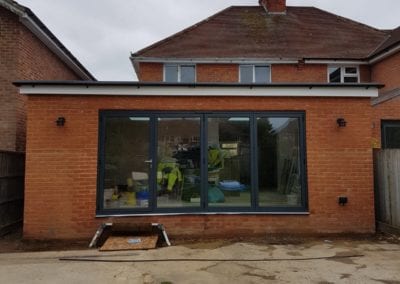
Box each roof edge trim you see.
[130,57,300,64]
[369,43,400,64]
[371,88,400,106]
[14,81,381,98]
[19,15,93,80]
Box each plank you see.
[100,235,158,251]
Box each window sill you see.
[95,211,310,218]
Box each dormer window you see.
[164,64,196,83]
[239,65,271,84]
[328,66,359,83]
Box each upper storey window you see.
[328,66,359,83]
[239,65,271,84]
[164,64,196,83]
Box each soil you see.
[0,228,89,253]
[1,227,399,253]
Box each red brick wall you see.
[137,63,163,82]
[0,7,81,152]
[24,95,375,239]
[360,65,371,83]
[370,52,400,147]
[272,64,327,83]
[197,64,238,83]
[0,9,20,152]
[372,52,400,92]
[372,96,400,148]
[138,63,336,83]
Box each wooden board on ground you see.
[100,235,158,251]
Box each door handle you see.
[144,160,153,164]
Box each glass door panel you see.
[103,116,151,210]
[157,117,201,208]
[257,117,302,207]
[207,117,251,207]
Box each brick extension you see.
[23,94,374,239]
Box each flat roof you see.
[14,81,382,98]
[14,80,384,88]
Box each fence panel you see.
[0,151,25,235]
[374,149,400,229]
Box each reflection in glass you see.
[240,65,253,83]
[103,117,151,209]
[207,117,251,207]
[384,124,400,149]
[165,64,178,82]
[181,65,196,83]
[258,117,302,207]
[255,66,270,83]
[157,117,201,208]
[329,67,341,83]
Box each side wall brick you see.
[271,64,327,83]
[137,63,163,82]
[371,51,400,147]
[24,95,375,239]
[372,52,400,93]
[372,96,400,148]
[197,64,238,83]
[0,7,81,152]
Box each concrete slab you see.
[0,240,399,283]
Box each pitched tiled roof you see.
[370,26,400,57]
[133,6,388,60]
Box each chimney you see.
[259,0,286,14]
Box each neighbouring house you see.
[15,0,400,240]
[0,0,95,152]
[0,0,94,235]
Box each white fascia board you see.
[369,44,400,64]
[131,57,299,65]
[19,85,379,98]
[19,16,92,81]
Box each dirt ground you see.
[1,230,400,283]
[1,227,399,253]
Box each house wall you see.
[0,7,80,152]
[137,62,163,82]
[370,51,400,147]
[371,52,400,93]
[372,96,400,148]
[137,62,372,84]
[197,64,238,83]
[23,94,375,240]
[271,64,327,83]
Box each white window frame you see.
[163,64,196,83]
[239,64,272,84]
[328,66,360,83]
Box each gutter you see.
[369,43,400,64]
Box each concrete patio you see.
[0,238,399,283]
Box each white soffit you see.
[19,85,379,98]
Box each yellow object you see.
[127,178,134,187]
[126,192,136,205]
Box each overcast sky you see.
[17,0,400,81]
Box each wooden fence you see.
[0,151,25,235]
[374,149,400,230]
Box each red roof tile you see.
[371,26,400,57]
[133,6,388,60]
